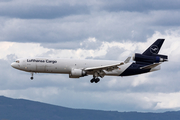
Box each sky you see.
[1,0,180,112]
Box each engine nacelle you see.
[133,53,167,63]
[69,69,87,78]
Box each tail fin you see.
[142,39,165,56]
[133,39,168,63]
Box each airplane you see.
[11,39,168,83]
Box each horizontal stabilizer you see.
[140,63,161,69]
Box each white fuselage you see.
[11,58,132,77]
[10,39,166,82]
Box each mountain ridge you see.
[0,96,180,120]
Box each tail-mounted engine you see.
[69,69,87,78]
[133,53,168,63]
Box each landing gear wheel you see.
[95,78,100,83]
[90,79,94,83]
[90,78,100,83]
[30,72,34,80]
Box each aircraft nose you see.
[11,62,16,68]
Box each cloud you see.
[1,86,180,112]
[0,29,180,112]
[0,7,179,45]
[0,0,90,19]
[0,0,180,112]
[0,42,49,59]
[100,0,180,12]
[0,0,12,2]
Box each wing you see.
[84,62,124,71]
[84,57,131,71]
[84,57,131,78]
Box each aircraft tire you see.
[95,78,100,83]
[90,78,100,83]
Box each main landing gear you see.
[90,77,100,83]
[90,71,104,83]
[30,72,34,80]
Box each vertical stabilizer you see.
[142,39,165,56]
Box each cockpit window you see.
[16,60,20,63]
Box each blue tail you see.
[120,39,168,76]
[133,39,168,63]
[143,39,165,56]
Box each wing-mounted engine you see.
[69,69,87,78]
[133,53,168,63]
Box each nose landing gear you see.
[30,72,34,80]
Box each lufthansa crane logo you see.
[150,45,159,54]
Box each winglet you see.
[124,57,131,63]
